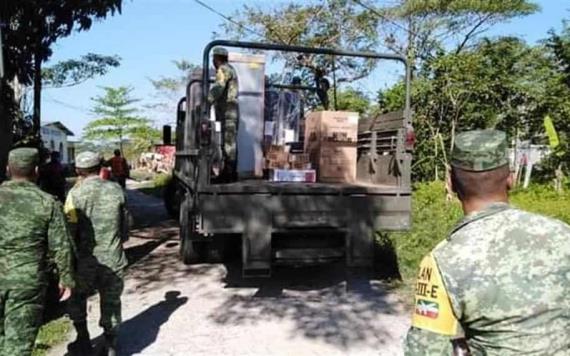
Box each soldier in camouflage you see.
[64,151,128,356]
[0,148,74,356]
[208,46,239,181]
[404,130,570,355]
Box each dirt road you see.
[51,188,411,356]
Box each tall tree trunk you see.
[33,49,41,137]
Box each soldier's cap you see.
[212,47,228,57]
[451,129,509,172]
[75,151,101,169]
[8,147,39,169]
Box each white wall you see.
[41,126,70,164]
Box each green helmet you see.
[212,47,228,57]
[75,151,101,169]
[451,130,509,172]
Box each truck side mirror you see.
[163,125,172,145]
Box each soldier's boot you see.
[102,332,117,356]
[68,321,93,355]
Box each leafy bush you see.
[153,173,172,188]
[387,182,462,282]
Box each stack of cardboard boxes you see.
[304,111,359,183]
[263,111,359,184]
[265,145,316,182]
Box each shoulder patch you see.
[64,195,78,224]
[411,254,459,336]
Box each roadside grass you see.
[387,181,570,302]
[134,173,171,199]
[32,318,71,356]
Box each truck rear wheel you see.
[179,197,207,264]
[164,177,180,219]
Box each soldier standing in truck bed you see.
[404,130,570,355]
[208,46,239,182]
[0,147,74,356]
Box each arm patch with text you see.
[411,254,459,336]
[64,195,78,224]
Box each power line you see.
[45,95,91,114]
[351,0,417,38]
[192,0,266,40]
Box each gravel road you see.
[50,187,411,356]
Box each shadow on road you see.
[206,256,404,350]
[125,225,179,266]
[124,229,406,351]
[117,291,188,356]
[119,188,407,352]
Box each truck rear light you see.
[405,125,416,151]
[200,121,211,146]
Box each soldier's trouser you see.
[69,265,124,336]
[222,104,239,162]
[0,288,45,356]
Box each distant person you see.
[65,151,128,356]
[404,130,570,355]
[208,46,239,181]
[108,149,129,188]
[0,148,74,356]
[39,151,67,202]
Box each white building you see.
[40,122,75,164]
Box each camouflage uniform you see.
[64,152,128,339]
[0,148,74,356]
[404,130,570,355]
[208,47,239,163]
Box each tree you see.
[84,86,158,154]
[0,0,122,180]
[43,53,121,89]
[379,36,559,181]
[369,0,539,68]
[8,53,121,162]
[147,60,198,124]
[222,0,380,84]
[333,87,371,114]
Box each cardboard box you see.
[265,160,288,170]
[265,145,289,169]
[291,162,312,170]
[289,153,310,164]
[308,143,357,183]
[269,169,316,183]
[304,111,359,150]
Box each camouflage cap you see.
[75,151,101,169]
[8,147,39,169]
[451,130,508,171]
[212,47,228,57]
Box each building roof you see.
[43,121,74,136]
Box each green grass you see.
[387,181,570,299]
[134,173,171,199]
[32,318,71,356]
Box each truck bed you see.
[200,180,409,195]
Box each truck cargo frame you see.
[173,40,412,277]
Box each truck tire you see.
[179,196,207,264]
[164,177,180,219]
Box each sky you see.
[42,0,569,139]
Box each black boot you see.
[103,333,117,356]
[68,321,93,355]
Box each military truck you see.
[166,40,413,277]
